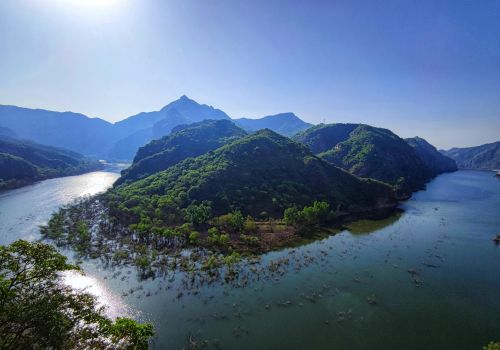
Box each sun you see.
[51,0,121,11]
[66,0,119,8]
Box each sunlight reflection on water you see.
[0,168,136,319]
[61,270,136,319]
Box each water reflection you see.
[61,270,136,319]
[0,170,120,245]
[345,210,403,235]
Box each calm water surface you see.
[0,170,499,349]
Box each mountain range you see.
[294,123,456,195]
[441,142,500,170]
[108,129,397,232]
[116,119,247,185]
[0,96,312,161]
[233,112,311,136]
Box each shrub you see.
[185,203,212,226]
[240,234,259,246]
[243,216,258,234]
[283,201,332,236]
[213,211,245,233]
[207,227,230,247]
[188,231,200,245]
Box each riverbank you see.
[0,162,104,192]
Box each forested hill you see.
[405,137,457,174]
[106,129,397,233]
[116,119,247,185]
[441,142,500,170]
[294,123,434,195]
[0,137,102,190]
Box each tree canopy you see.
[0,240,153,349]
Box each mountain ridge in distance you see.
[441,141,500,170]
[234,112,312,136]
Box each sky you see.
[0,0,499,149]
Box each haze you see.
[0,0,499,149]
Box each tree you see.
[283,207,300,226]
[185,203,212,226]
[283,201,332,236]
[214,211,245,233]
[0,240,153,349]
[228,211,245,233]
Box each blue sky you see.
[0,0,499,149]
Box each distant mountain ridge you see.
[0,96,313,161]
[108,95,232,160]
[0,105,115,158]
[234,112,312,136]
[441,142,500,170]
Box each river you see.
[0,169,499,349]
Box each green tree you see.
[185,203,212,226]
[229,210,245,233]
[214,211,245,233]
[188,231,200,245]
[283,207,301,225]
[283,201,332,236]
[0,240,153,349]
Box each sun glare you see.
[49,0,122,13]
[66,0,119,8]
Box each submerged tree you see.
[0,240,153,350]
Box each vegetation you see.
[116,119,247,185]
[441,141,500,170]
[0,136,102,190]
[106,129,396,238]
[294,123,440,195]
[284,201,333,236]
[0,240,153,349]
[405,136,457,174]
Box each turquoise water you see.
[0,170,499,349]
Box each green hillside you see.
[0,137,102,190]
[441,141,500,170]
[406,137,457,174]
[116,120,247,185]
[106,129,397,233]
[294,123,433,194]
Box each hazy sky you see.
[0,0,499,149]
